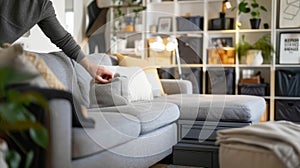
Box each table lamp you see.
[149,36,165,52]
[166,35,182,80]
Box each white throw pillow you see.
[104,66,153,102]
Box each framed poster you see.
[279,0,300,28]
[279,32,300,64]
[157,17,172,32]
[210,37,233,47]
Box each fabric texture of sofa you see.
[6,48,266,168]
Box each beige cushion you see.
[0,44,23,67]
[113,53,165,96]
[23,52,66,90]
[220,143,285,168]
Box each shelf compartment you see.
[275,68,300,97]
[275,100,300,122]
[206,67,235,95]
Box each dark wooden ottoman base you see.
[172,120,251,168]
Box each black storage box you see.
[177,36,203,64]
[275,100,300,122]
[182,67,202,94]
[276,69,300,96]
[206,67,235,94]
[176,16,204,31]
[209,17,234,30]
[238,83,267,96]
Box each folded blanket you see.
[216,121,300,168]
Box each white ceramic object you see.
[117,39,127,51]
[0,139,8,168]
[246,49,263,65]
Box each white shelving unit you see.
[108,0,300,122]
[144,0,279,121]
[107,2,147,59]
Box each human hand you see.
[94,65,113,83]
[80,57,113,83]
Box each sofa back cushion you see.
[113,53,166,97]
[86,53,117,66]
[39,52,91,107]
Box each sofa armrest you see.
[11,86,76,168]
[47,99,72,168]
[160,79,193,94]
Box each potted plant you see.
[252,34,274,63]
[0,67,49,168]
[237,0,268,29]
[236,34,274,64]
[113,0,146,31]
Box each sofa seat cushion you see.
[72,112,140,159]
[90,102,180,134]
[154,94,265,122]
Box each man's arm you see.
[37,2,85,62]
[37,0,113,83]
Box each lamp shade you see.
[166,35,178,51]
[149,36,165,52]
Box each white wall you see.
[15,0,66,52]
[16,0,103,53]
[72,0,94,53]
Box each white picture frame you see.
[157,17,172,33]
[279,0,300,28]
[279,32,300,64]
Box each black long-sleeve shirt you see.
[0,0,85,62]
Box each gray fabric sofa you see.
[36,52,266,168]
[39,52,180,168]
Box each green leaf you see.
[0,67,37,86]
[261,6,267,12]
[5,150,21,168]
[29,128,48,149]
[238,1,250,14]
[25,151,34,168]
[0,121,44,132]
[251,11,259,18]
[251,2,259,8]
[9,91,48,110]
[0,103,27,122]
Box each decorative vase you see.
[0,139,8,168]
[246,50,263,65]
[250,18,261,29]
